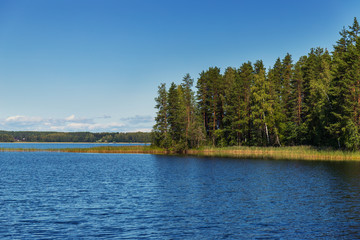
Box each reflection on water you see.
[0,152,360,239]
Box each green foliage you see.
[196,67,224,145]
[250,60,272,146]
[328,17,360,149]
[152,83,171,149]
[0,131,151,142]
[153,74,205,152]
[152,17,360,151]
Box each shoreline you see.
[1,145,360,161]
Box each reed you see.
[0,148,41,152]
[186,146,360,161]
[0,145,167,154]
[54,145,167,154]
[2,145,360,161]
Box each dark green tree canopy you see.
[153,18,360,150]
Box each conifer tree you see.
[196,67,223,145]
[152,17,360,150]
[153,83,170,148]
[267,58,284,145]
[196,70,211,140]
[250,60,273,145]
[181,74,205,148]
[222,67,238,145]
[302,48,331,146]
[238,62,253,145]
[289,56,306,144]
[328,18,360,149]
[280,54,297,144]
[167,82,186,150]
[181,74,194,143]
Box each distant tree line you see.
[153,18,360,151]
[0,131,151,143]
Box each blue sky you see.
[0,0,359,132]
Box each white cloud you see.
[66,122,125,131]
[97,115,112,119]
[120,115,154,125]
[0,114,153,132]
[133,128,152,132]
[6,115,43,123]
[65,114,76,121]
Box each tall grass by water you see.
[55,145,166,154]
[2,145,360,161]
[0,145,165,154]
[187,146,360,161]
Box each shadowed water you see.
[1,151,360,239]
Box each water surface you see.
[1,152,360,239]
[0,142,147,149]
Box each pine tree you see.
[281,53,294,117]
[302,48,331,146]
[152,83,170,148]
[280,53,297,145]
[152,18,360,151]
[196,70,211,141]
[181,73,205,148]
[250,60,273,145]
[328,18,360,149]
[289,55,306,144]
[238,62,253,145]
[181,74,194,143]
[196,67,223,145]
[267,58,284,145]
[222,67,238,145]
[167,82,187,150]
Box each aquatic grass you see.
[2,145,360,161]
[0,147,42,152]
[0,145,167,154]
[54,145,167,154]
[186,146,360,161]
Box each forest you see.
[0,131,151,143]
[152,18,360,151]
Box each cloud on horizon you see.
[0,114,154,132]
[120,115,153,125]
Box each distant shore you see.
[2,145,360,161]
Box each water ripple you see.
[1,152,360,239]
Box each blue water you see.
[1,151,360,239]
[0,142,148,149]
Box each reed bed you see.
[55,145,166,154]
[0,148,42,152]
[187,146,360,161]
[2,145,360,161]
[0,146,166,154]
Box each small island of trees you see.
[152,18,360,151]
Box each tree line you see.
[153,18,360,151]
[0,131,151,143]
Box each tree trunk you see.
[263,112,270,144]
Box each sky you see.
[0,0,359,132]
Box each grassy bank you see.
[187,146,360,161]
[0,145,167,154]
[2,145,360,161]
[53,145,166,154]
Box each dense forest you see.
[0,131,151,143]
[153,18,360,151]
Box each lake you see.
[0,142,148,149]
[1,150,360,239]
